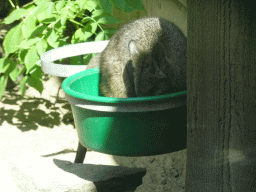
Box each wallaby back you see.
[87,17,187,98]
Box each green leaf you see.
[56,1,66,12]
[20,75,28,96]
[22,15,37,38]
[41,17,57,24]
[19,49,28,63]
[55,39,68,48]
[47,2,55,17]
[36,39,48,56]
[32,2,50,16]
[34,0,50,6]
[18,37,41,48]
[71,26,93,44]
[113,0,133,13]
[29,65,42,80]
[92,9,105,18]
[90,22,98,34]
[24,46,39,73]
[0,58,18,82]
[69,4,79,13]
[65,1,77,18]
[83,0,98,12]
[17,65,26,78]
[0,58,5,72]
[0,74,8,100]
[96,0,114,15]
[0,58,10,73]
[3,8,29,24]
[33,2,52,21]
[54,19,66,34]
[46,29,59,48]
[97,16,120,24]
[3,23,23,56]
[24,3,36,12]
[67,10,76,18]
[27,75,43,93]
[65,1,75,7]
[114,0,145,12]
[70,56,83,65]
[60,16,67,26]
[126,0,145,10]
[28,25,48,38]
[83,53,94,65]
[104,28,117,34]
[9,63,19,82]
[81,16,92,23]
[95,31,108,41]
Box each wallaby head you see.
[126,40,182,96]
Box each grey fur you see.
[87,17,186,98]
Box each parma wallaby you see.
[86,17,187,98]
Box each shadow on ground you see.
[0,87,74,132]
[54,158,146,192]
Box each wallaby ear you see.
[128,40,140,59]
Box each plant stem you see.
[8,0,15,8]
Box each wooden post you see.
[186,1,256,191]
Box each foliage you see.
[0,0,145,99]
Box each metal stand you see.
[74,142,87,163]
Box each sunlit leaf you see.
[28,25,48,38]
[56,1,66,11]
[3,24,23,56]
[0,58,10,73]
[92,9,104,18]
[0,74,8,100]
[9,63,19,82]
[34,2,53,22]
[22,15,37,38]
[34,0,50,6]
[19,49,28,63]
[71,27,93,44]
[3,8,28,24]
[25,46,39,73]
[20,75,28,96]
[84,0,98,12]
[47,2,55,17]
[36,39,48,56]
[95,31,107,41]
[46,29,59,48]
[97,16,120,24]
[18,37,41,48]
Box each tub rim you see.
[62,68,187,104]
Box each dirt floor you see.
[0,76,186,192]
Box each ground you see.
[0,76,186,191]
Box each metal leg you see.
[74,141,87,163]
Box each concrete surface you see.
[0,75,186,192]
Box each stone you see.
[0,156,146,192]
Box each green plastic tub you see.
[62,68,187,156]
